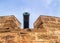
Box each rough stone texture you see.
[0,15,60,43]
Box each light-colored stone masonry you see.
[0,15,60,43]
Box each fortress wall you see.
[0,32,20,43]
[0,15,60,43]
[0,29,60,43]
[19,30,59,43]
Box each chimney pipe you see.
[23,12,30,29]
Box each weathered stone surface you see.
[0,15,60,43]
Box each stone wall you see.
[19,30,59,43]
[0,15,60,43]
[0,32,20,43]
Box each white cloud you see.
[45,0,53,5]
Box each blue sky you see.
[0,0,60,28]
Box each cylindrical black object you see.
[23,12,30,29]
